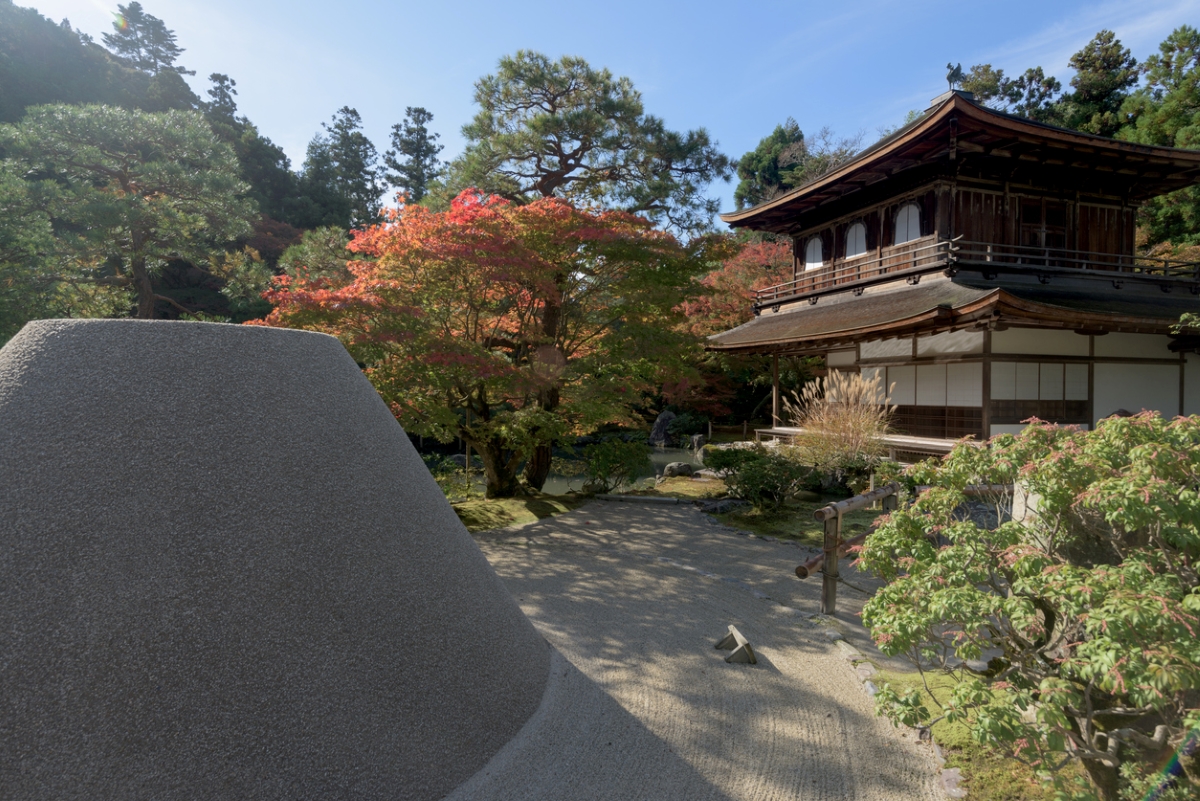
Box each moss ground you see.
[622,475,729,500]
[452,493,589,532]
[871,669,1080,801]
[714,500,882,549]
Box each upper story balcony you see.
[753,235,1200,311]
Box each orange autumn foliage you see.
[253,190,714,496]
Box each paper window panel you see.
[1064,363,1089,401]
[888,365,916,405]
[946,363,983,406]
[991,362,1016,400]
[1039,363,1064,400]
[1015,363,1040,400]
[916,364,947,406]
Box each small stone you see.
[835,640,863,660]
[662,461,694,478]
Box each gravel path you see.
[456,500,942,801]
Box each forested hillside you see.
[0,0,444,332]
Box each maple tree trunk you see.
[523,445,553,492]
[523,278,564,492]
[473,438,524,499]
[1080,757,1119,801]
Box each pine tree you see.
[101,2,193,76]
[1062,31,1138,136]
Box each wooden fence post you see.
[821,513,840,614]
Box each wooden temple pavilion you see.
[709,90,1200,457]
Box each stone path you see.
[455,500,943,801]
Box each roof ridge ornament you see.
[946,63,963,92]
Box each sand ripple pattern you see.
[452,501,943,801]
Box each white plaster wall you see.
[826,349,857,367]
[990,424,1028,436]
[947,363,983,406]
[1093,333,1174,359]
[991,328,1089,356]
[1187,354,1200,416]
[860,337,912,360]
[1094,363,1180,422]
[916,329,984,356]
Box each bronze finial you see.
[946,63,964,92]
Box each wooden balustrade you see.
[754,237,1200,307]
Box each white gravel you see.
[461,501,943,800]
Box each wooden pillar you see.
[821,514,840,615]
[772,354,780,428]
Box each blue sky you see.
[24,0,1200,224]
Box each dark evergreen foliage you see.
[383,106,443,203]
[0,1,146,121]
[101,2,192,76]
[294,107,384,229]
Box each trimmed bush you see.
[582,438,652,493]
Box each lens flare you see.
[1141,727,1198,800]
[112,12,127,30]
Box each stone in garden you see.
[690,433,706,450]
[648,409,676,446]
[0,320,550,801]
[663,461,694,478]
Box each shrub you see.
[730,451,811,511]
[784,369,893,485]
[582,438,652,493]
[860,415,1200,801]
[423,454,474,500]
[702,443,764,474]
[704,444,811,510]
[668,412,708,439]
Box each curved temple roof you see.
[722,92,1200,235]
[707,277,1197,354]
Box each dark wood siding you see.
[1078,204,1123,264]
[953,189,1004,244]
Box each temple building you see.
[709,90,1200,457]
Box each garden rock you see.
[695,498,750,514]
[663,462,694,478]
[648,410,676,446]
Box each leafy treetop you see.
[862,416,1200,800]
[446,51,732,236]
[0,103,262,319]
[255,189,715,497]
